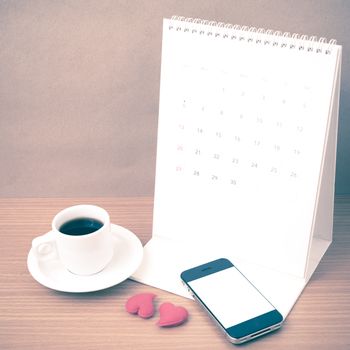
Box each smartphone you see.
[181,258,283,344]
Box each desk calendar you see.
[133,16,342,318]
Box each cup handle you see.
[32,231,58,262]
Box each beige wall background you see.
[0,0,349,197]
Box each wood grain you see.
[0,197,349,350]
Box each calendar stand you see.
[132,17,342,318]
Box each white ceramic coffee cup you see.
[31,205,114,275]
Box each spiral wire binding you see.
[170,16,337,54]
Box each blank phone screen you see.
[188,266,274,329]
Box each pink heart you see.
[125,293,156,319]
[157,302,189,327]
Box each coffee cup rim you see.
[52,204,110,238]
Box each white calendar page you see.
[152,19,339,278]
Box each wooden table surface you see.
[0,197,349,350]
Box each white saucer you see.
[27,224,143,293]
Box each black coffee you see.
[59,217,104,236]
